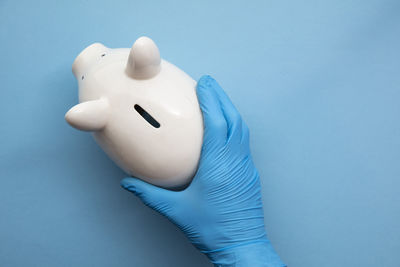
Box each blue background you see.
[1,0,399,266]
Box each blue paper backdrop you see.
[1,0,399,266]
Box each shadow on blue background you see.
[0,0,399,266]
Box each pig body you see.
[65,37,203,188]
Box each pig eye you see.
[134,104,160,128]
[81,75,84,80]
[101,53,106,57]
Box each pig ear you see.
[65,98,109,131]
[126,36,161,79]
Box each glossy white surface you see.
[65,37,203,188]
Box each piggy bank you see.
[65,36,203,188]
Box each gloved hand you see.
[121,75,285,267]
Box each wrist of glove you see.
[206,240,286,267]
[121,75,285,266]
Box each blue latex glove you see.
[121,75,285,267]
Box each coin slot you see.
[134,104,160,128]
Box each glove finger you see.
[121,177,176,216]
[201,76,243,143]
[196,75,228,144]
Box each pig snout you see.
[72,43,108,79]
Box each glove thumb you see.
[120,177,174,215]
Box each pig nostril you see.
[101,53,106,57]
[81,75,84,80]
[134,104,160,128]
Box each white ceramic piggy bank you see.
[65,36,203,188]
